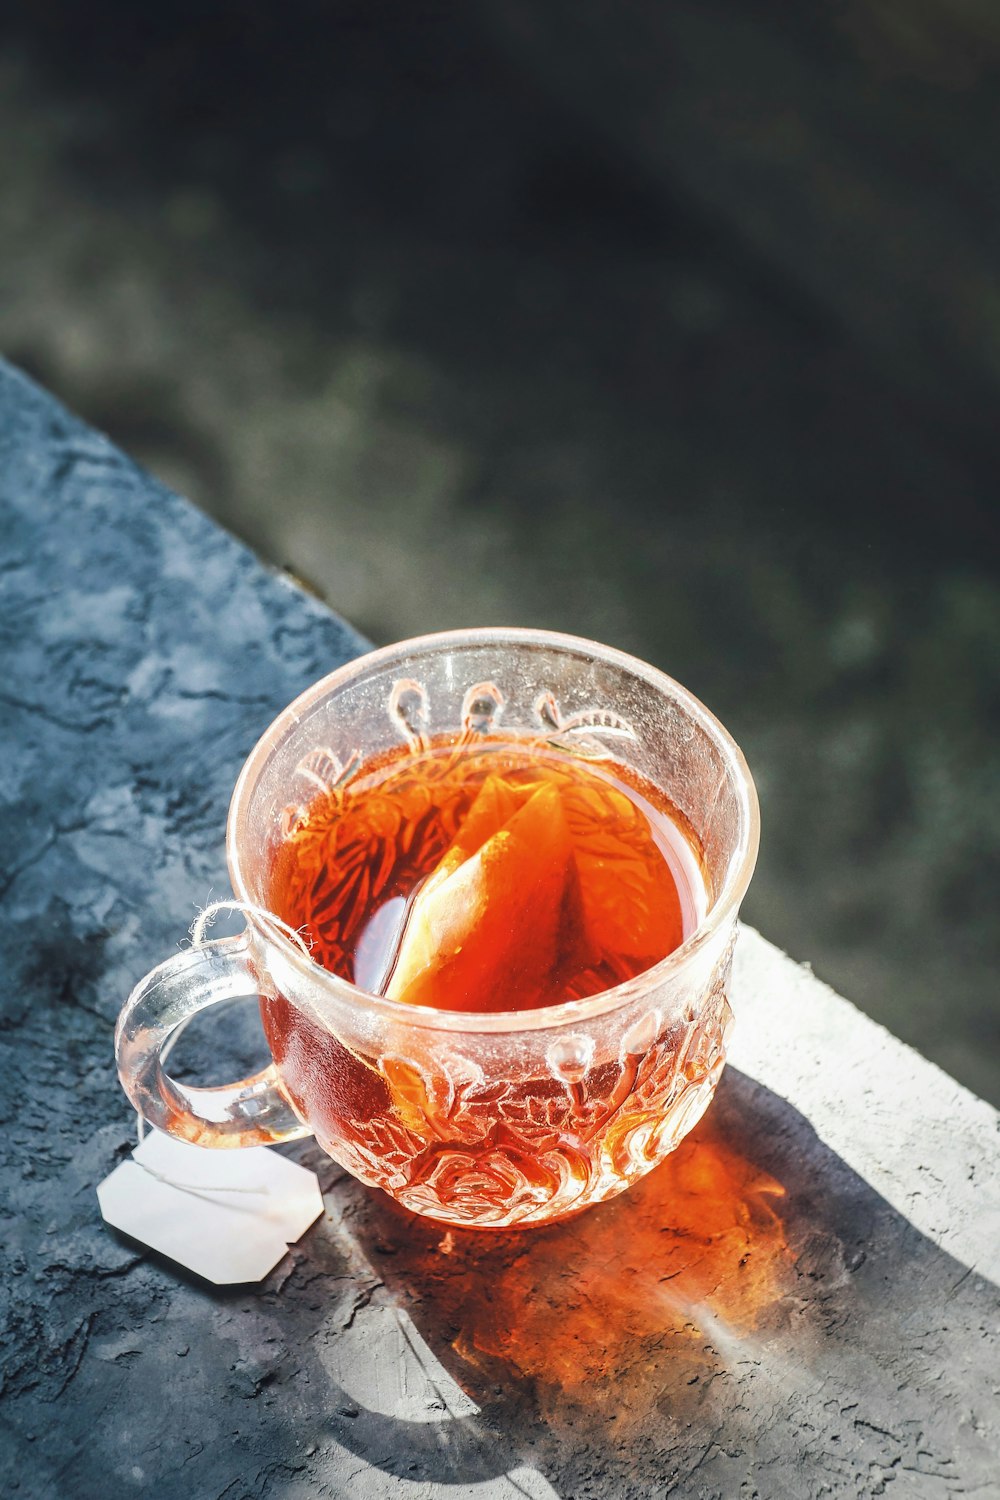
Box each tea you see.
[257,735,727,1227]
[266,736,705,1011]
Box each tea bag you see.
[561,778,685,969]
[384,776,579,1012]
[98,1129,324,1284]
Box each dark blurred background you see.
[2,3,998,1100]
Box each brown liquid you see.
[259,737,728,1228]
[266,736,703,1011]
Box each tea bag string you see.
[189,898,313,954]
[134,901,312,1200]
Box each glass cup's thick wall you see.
[252,917,737,1227]
[117,629,758,1229]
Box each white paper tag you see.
[97,1131,324,1284]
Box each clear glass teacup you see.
[117,629,759,1229]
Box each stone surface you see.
[1,361,998,1498]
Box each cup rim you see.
[227,626,760,1034]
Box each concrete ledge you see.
[733,926,1000,1283]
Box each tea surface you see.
[267,736,705,1012]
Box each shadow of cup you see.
[442,1127,784,1394]
[326,1062,875,1422]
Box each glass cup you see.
[116,628,759,1229]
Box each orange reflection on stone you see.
[437,1115,792,1404]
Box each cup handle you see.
[115,934,311,1148]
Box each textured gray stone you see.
[1,359,998,1498]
